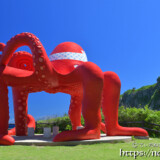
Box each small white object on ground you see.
[43,127,51,138]
[76,126,84,130]
[28,127,34,137]
[53,126,59,137]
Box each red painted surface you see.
[0,33,148,145]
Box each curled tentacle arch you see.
[0,33,53,77]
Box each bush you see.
[36,106,160,137]
[118,105,160,137]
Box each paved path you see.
[13,134,132,146]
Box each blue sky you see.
[0,0,160,122]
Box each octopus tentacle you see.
[101,122,106,133]
[54,62,103,142]
[0,43,6,52]
[0,79,15,145]
[2,51,35,88]
[8,51,34,71]
[0,80,9,134]
[0,43,5,60]
[68,95,83,130]
[8,51,35,136]
[12,87,29,136]
[8,114,35,136]
[0,33,53,78]
[102,71,148,136]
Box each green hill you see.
[119,77,160,110]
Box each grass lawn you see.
[0,138,160,160]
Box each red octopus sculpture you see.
[0,33,148,145]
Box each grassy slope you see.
[0,138,160,160]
